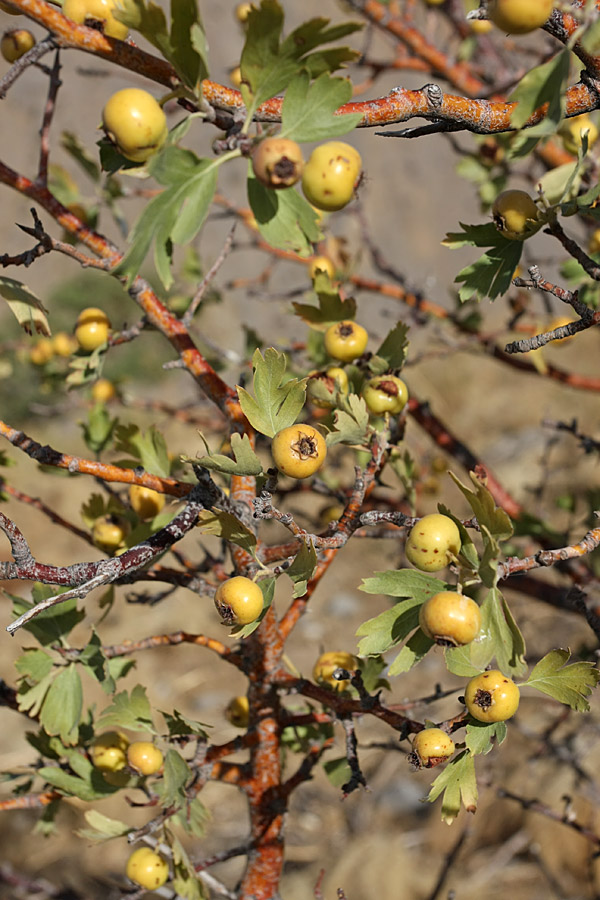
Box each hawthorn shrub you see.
[1,1,600,899]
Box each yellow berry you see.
[411,728,455,767]
[271,424,327,479]
[75,307,111,352]
[62,0,128,39]
[309,256,336,281]
[214,576,264,626]
[488,0,553,34]
[102,88,168,163]
[92,515,128,554]
[313,651,357,692]
[492,189,539,241]
[419,591,481,646]
[225,695,250,728]
[362,375,409,415]
[464,669,520,723]
[230,65,242,87]
[252,137,304,189]
[1,28,34,62]
[51,331,77,357]
[29,337,54,366]
[302,141,362,212]
[126,847,169,891]
[91,378,116,403]
[589,228,600,256]
[90,730,129,771]
[129,484,166,519]
[323,320,368,362]
[235,2,252,23]
[558,114,599,156]
[127,741,164,776]
[405,513,461,572]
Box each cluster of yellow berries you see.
[91,486,166,553]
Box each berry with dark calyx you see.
[1,28,34,62]
[214,575,264,626]
[362,375,408,415]
[306,367,348,409]
[92,514,128,554]
[225,695,250,728]
[492,189,539,241]
[309,256,335,281]
[62,0,128,39]
[464,669,520,723]
[323,320,368,362]
[271,424,327,479]
[419,591,481,646]
[410,728,455,768]
[252,137,304,189]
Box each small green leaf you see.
[388,629,434,675]
[356,597,422,657]
[195,508,257,555]
[524,649,600,711]
[157,749,193,808]
[285,539,318,597]
[172,796,210,839]
[293,292,356,330]
[483,588,527,678]
[10,587,85,647]
[373,322,409,372]
[81,404,117,455]
[40,664,82,745]
[0,277,50,336]
[15,649,54,682]
[171,832,206,900]
[237,347,306,438]
[465,720,507,756]
[427,750,478,825]
[77,809,131,843]
[96,685,155,734]
[113,423,170,477]
[188,432,263,477]
[323,756,352,788]
[61,131,101,182]
[508,49,569,132]
[161,709,209,739]
[79,629,116,695]
[247,173,320,255]
[358,655,390,693]
[38,766,115,802]
[326,393,370,447]
[281,72,361,142]
[360,569,449,600]
[449,471,513,543]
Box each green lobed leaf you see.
[358,655,390,693]
[171,832,206,900]
[508,49,569,132]
[172,795,210,839]
[388,629,434,675]
[524,649,600,711]
[195,508,257,555]
[81,404,117,455]
[15,649,54,683]
[77,809,131,843]
[373,322,409,372]
[444,592,495,677]
[113,148,221,288]
[538,161,581,207]
[356,597,422,657]
[96,685,155,734]
[113,423,170,477]
[323,756,352,788]
[38,765,119,802]
[360,569,449,600]
[325,393,370,447]
[188,432,263,477]
[61,131,101,183]
[247,172,321,256]
[449,471,513,543]
[157,749,193,808]
[10,587,85,647]
[465,720,507,756]
[454,241,523,303]
[237,347,307,438]
[17,670,56,718]
[281,72,361,142]
[39,664,83,746]
[442,222,502,250]
[79,629,116,695]
[427,750,478,825]
[285,539,318,597]
[293,292,357,331]
[161,709,209,739]
[482,588,527,678]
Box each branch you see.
[498,518,600,579]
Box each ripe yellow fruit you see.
[1,28,34,62]
[225,695,250,728]
[411,728,455,767]
[92,515,128,553]
[75,307,111,352]
[323,320,368,362]
[90,730,129,771]
[488,0,553,35]
[235,2,252,23]
[252,137,304,189]
[271,424,327,479]
[306,367,348,409]
[230,65,242,87]
[126,847,169,890]
[102,88,168,163]
[214,576,264,626]
[313,651,357,692]
[91,378,116,403]
[29,337,53,366]
[492,189,539,241]
[309,255,336,281]
[464,669,520,723]
[589,228,600,256]
[62,0,128,39]
[362,375,409,415]
[127,741,164,776]
[469,18,493,34]
[302,141,362,212]
[419,591,481,646]
[558,114,599,156]
[129,484,166,519]
[405,513,461,572]
[51,331,77,357]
